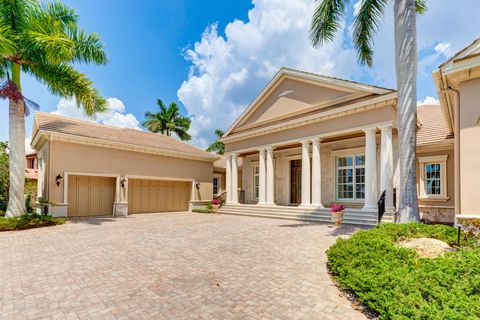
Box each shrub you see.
[192,208,214,214]
[327,223,480,319]
[25,193,33,213]
[0,214,66,232]
[206,201,213,210]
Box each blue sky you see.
[1,0,479,149]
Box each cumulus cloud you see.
[177,0,359,148]
[418,96,440,106]
[25,137,35,154]
[52,97,140,130]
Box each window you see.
[253,165,259,200]
[213,177,219,195]
[419,155,448,200]
[336,154,365,200]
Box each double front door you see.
[290,160,302,205]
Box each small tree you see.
[143,99,192,141]
[0,142,9,213]
[206,129,225,155]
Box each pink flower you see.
[212,199,220,205]
[329,204,345,213]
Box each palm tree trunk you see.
[5,64,27,217]
[394,0,420,222]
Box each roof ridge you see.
[36,112,126,132]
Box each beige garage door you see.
[68,176,115,217]
[128,179,191,214]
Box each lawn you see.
[327,223,480,320]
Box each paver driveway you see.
[0,212,367,320]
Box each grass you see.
[327,223,480,320]
[192,208,214,214]
[0,214,66,231]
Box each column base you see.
[311,203,324,208]
[362,205,377,212]
[114,202,129,217]
[300,203,313,207]
[264,202,276,206]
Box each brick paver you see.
[0,212,367,319]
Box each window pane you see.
[355,155,365,166]
[425,162,441,195]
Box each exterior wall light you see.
[120,178,127,188]
[55,174,63,187]
[195,182,201,190]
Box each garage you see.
[128,179,192,214]
[67,175,116,217]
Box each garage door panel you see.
[68,175,115,217]
[128,179,190,214]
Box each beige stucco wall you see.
[459,78,480,216]
[240,132,399,208]
[46,141,213,206]
[226,105,396,153]
[416,148,455,223]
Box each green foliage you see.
[327,223,480,319]
[0,141,8,212]
[143,99,192,141]
[206,129,225,155]
[192,208,214,214]
[0,214,66,231]
[206,201,213,210]
[0,0,108,114]
[25,193,33,213]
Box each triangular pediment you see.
[225,68,392,135]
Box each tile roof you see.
[417,104,452,145]
[34,112,217,161]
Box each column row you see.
[258,146,275,205]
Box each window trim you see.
[252,164,259,200]
[418,155,449,201]
[212,174,222,196]
[335,153,365,201]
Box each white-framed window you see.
[336,154,365,200]
[213,176,220,195]
[253,165,259,200]
[419,155,448,200]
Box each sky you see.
[1,0,479,151]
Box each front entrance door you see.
[290,160,302,205]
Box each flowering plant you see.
[211,199,221,206]
[329,204,345,213]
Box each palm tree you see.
[143,99,192,141]
[310,0,427,222]
[0,0,108,217]
[206,129,225,155]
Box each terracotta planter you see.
[212,204,220,213]
[331,211,344,225]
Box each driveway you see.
[0,212,366,320]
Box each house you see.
[31,112,218,217]
[25,152,38,202]
[433,37,480,220]
[213,155,242,202]
[218,63,461,225]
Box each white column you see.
[258,148,267,205]
[231,153,239,204]
[380,125,394,213]
[311,137,323,207]
[266,146,275,205]
[363,128,378,211]
[301,140,311,206]
[226,154,232,204]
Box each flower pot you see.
[332,211,344,225]
[212,204,220,213]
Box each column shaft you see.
[258,148,266,204]
[380,125,394,213]
[301,140,311,206]
[311,138,323,207]
[231,153,239,204]
[266,146,275,205]
[226,154,232,204]
[363,128,378,210]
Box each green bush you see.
[327,223,480,320]
[0,214,66,231]
[192,208,214,214]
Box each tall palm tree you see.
[143,99,192,141]
[206,129,225,155]
[0,0,108,217]
[310,0,427,222]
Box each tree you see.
[0,141,9,213]
[0,0,108,217]
[143,99,192,141]
[206,129,225,155]
[310,0,427,222]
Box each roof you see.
[417,104,452,146]
[213,155,243,171]
[438,37,480,69]
[33,112,217,162]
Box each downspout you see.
[440,88,460,224]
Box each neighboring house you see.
[25,152,38,202]
[218,52,474,225]
[213,155,242,202]
[31,112,218,217]
[433,37,480,220]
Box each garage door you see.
[128,179,191,214]
[68,176,115,217]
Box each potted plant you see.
[330,204,345,225]
[211,199,221,213]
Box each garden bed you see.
[327,223,480,319]
[0,214,66,231]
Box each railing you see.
[377,190,386,223]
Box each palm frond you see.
[0,23,16,57]
[214,129,224,138]
[0,59,10,79]
[69,28,108,65]
[353,0,388,67]
[415,0,427,14]
[0,0,35,32]
[310,0,350,47]
[41,1,78,27]
[24,62,107,116]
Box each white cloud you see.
[25,137,35,154]
[418,96,440,106]
[434,42,453,56]
[52,97,140,130]
[177,0,359,148]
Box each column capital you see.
[378,124,393,131]
[257,147,266,152]
[300,139,311,146]
[362,126,377,134]
[264,145,274,151]
[311,136,321,145]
